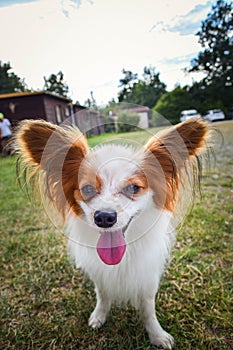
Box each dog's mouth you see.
[96,217,133,265]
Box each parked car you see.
[180,109,201,122]
[203,109,225,122]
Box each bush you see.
[153,87,195,124]
[149,110,170,127]
[117,111,140,132]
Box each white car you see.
[204,109,225,122]
[180,109,201,122]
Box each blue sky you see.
[0,0,214,105]
[0,0,38,7]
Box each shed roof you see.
[0,90,72,102]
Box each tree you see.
[118,66,166,108]
[118,69,138,102]
[153,87,195,124]
[189,0,233,86]
[44,71,69,98]
[189,81,226,114]
[0,61,27,94]
[84,91,98,110]
[187,0,233,112]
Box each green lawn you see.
[0,122,232,349]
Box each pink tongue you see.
[97,229,126,265]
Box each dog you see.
[15,117,209,349]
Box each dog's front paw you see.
[88,309,107,329]
[149,330,174,350]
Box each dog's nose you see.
[94,210,117,228]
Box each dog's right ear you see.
[15,120,89,218]
[15,120,89,169]
[16,120,57,166]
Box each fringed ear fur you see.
[143,118,210,212]
[15,120,89,218]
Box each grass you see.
[87,127,163,148]
[0,121,232,349]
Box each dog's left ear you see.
[142,118,209,211]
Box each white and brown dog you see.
[16,118,209,349]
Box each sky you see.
[0,0,214,105]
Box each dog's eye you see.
[122,184,141,198]
[81,184,97,199]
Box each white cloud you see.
[0,0,211,105]
[157,1,212,36]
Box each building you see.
[126,106,150,128]
[0,91,104,135]
[110,106,150,129]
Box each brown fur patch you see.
[121,175,148,200]
[143,118,209,211]
[16,120,89,218]
[74,164,102,202]
[16,120,57,165]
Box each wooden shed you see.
[0,91,104,135]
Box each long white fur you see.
[15,118,209,349]
[65,144,175,349]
